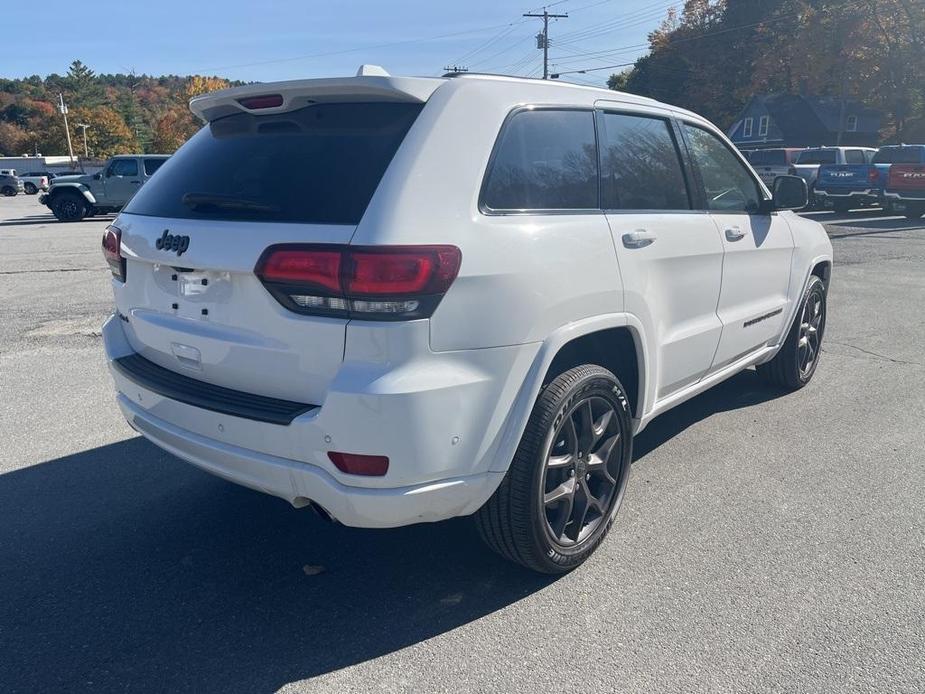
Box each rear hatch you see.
[113,91,430,405]
[887,164,925,194]
[816,164,877,192]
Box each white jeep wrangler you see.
[101,68,832,573]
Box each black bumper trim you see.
[113,353,316,425]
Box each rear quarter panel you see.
[352,79,625,352]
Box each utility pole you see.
[75,123,90,158]
[523,8,568,79]
[58,93,75,167]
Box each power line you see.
[188,20,524,74]
[524,8,569,79]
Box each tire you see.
[757,275,827,390]
[1,185,15,197]
[903,207,924,220]
[833,200,852,214]
[24,182,38,195]
[50,191,87,222]
[475,365,633,574]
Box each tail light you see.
[102,225,125,282]
[868,167,879,184]
[255,244,461,321]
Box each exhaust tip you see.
[299,499,337,524]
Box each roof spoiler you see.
[189,71,443,122]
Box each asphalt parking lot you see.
[1,193,923,693]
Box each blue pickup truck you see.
[814,145,925,212]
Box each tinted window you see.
[797,149,837,165]
[749,150,787,166]
[873,147,923,164]
[683,124,763,213]
[482,109,597,210]
[845,149,865,164]
[110,159,138,177]
[600,113,689,210]
[125,102,422,224]
[144,158,167,175]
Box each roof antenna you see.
[356,64,390,77]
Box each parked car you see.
[793,146,876,204]
[100,70,832,573]
[814,163,882,212]
[884,153,925,219]
[814,144,925,212]
[0,169,24,196]
[745,148,803,188]
[16,171,51,194]
[39,155,170,221]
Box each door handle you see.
[130,180,141,185]
[725,226,746,241]
[622,229,657,249]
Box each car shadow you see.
[0,214,116,228]
[0,370,784,692]
[633,369,785,461]
[0,438,556,693]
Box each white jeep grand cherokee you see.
[101,69,832,573]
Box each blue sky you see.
[7,0,675,86]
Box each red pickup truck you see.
[885,163,925,219]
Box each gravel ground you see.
[1,194,922,693]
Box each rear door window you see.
[481,109,598,211]
[599,112,689,210]
[124,102,423,225]
[144,158,167,175]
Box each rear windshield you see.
[873,147,923,164]
[748,150,788,165]
[797,150,836,165]
[124,102,423,225]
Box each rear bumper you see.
[884,190,925,201]
[117,394,501,527]
[103,313,532,527]
[814,188,878,201]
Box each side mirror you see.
[771,175,808,211]
[93,172,102,180]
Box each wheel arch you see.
[486,314,650,473]
[47,183,96,205]
[810,258,832,289]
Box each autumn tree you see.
[184,75,231,100]
[149,75,228,152]
[609,0,925,135]
[152,108,199,153]
[67,106,140,158]
[0,121,29,155]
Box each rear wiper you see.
[182,192,280,213]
